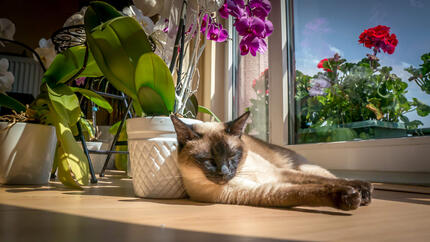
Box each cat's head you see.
[170,112,250,185]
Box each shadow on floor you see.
[0,204,308,242]
[373,189,430,206]
[4,171,136,198]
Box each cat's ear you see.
[170,115,200,146]
[225,111,250,137]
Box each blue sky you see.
[294,0,430,127]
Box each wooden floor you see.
[1,172,429,242]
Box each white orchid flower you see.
[34,38,56,68]
[0,58,15,94]
[0,18,16,47]
[132,0,164,17]
[123,5,155,35]
[63,7,87,27]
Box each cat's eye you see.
[203,160,216,172]
[228,152,238,159]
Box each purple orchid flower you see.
[248,0,272,19]
[240,35,267,56]
[207,23,228,42]
[75,77,86,86]
[219,4,229,19]
[201,14,210,33]
[226,0,246,19]
[309,75,331,96]
[235,16,266,38]
[263,19,273,37]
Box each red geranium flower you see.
[359,25,398,55]
[317,58,332,72]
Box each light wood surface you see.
[1,171,429,242]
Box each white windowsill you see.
[287,136,430,185]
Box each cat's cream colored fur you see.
[171,113,373,210]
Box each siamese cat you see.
[170,112,373,211]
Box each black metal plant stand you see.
[51,25,132,183]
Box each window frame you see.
[225,0,430,184]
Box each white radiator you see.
[0,55,44,98]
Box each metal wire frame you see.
[51,25,86,53]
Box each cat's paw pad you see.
[347,180,373,206]
[333,186,361,211]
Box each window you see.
[228,0,430,184]
[233,31,270,141]
[293,0,430,144]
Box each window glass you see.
[236,36,270,141]
[294,0,430,144]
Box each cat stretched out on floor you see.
[170,112,373,211]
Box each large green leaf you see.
[55,145,82,189]
[42,46,102,85]
[70,87,113,113]
[0,93,26,112]
[47,84,81,126]
[137,86,169,116]
[135,52,175,113]
[84,1,123,31]
[198,106,221,122]
[108,16,152,66]
[49,107,89,188]
[85,16,153,103]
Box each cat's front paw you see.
[332,186,361,211]
[346,180,373,206]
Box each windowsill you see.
[287,136,430,185]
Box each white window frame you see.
[224,0,430,185]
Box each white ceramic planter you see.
[127,117,201,198]
[0,122,57,184]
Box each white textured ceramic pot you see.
[127,116,201,198]
[0,122,57,184]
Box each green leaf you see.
[137,86,169,116]
[50,107,89,188]
[0,93,26,113]
[55,145,83,189]
[42,46,102,85]
[70,87,113,113]
[108,16,153,65]
[109,120,125,135]
[47,84,81,126]
[79,118,95,140]
[86,16,153,102]
[413,98,430,117]
[198,105,221,122]
[84,1,123,31]
[135,52,175,113]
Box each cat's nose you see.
[218,164,230,175]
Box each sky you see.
[294,0,430,127]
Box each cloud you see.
[329,45,343,56]
[369,4,387,25]
[401,62,412,68]
[304,18,331,35]
[410,0,424,8]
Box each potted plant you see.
[82,0,273,198]
[1,43,113,187]
[0,58,56,184]
[295,25,430,143]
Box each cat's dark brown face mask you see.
[171,112,250,185]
